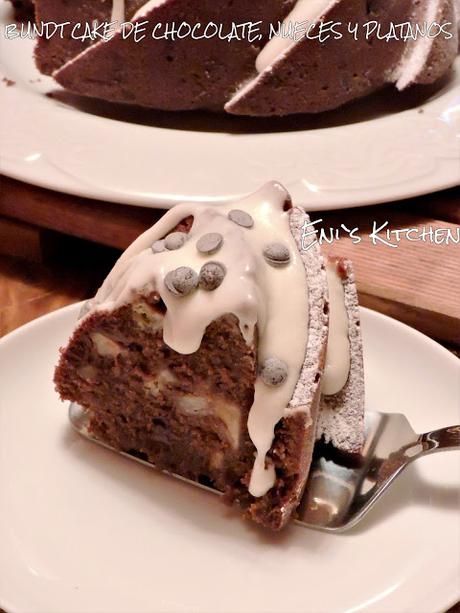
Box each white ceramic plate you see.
[0,302,459,613]
[0,2,459,211]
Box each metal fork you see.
[69,404,460,532]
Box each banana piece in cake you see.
[34,0,459,115]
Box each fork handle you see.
[418,425,460,454]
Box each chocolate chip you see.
[151,239,166,253]
[196,232,223,255]
[260,357,288,386]
[165,232,187,251]
[198,261,226,291]
[228,209,254,229]
[164,267,198,296]
[263,242,291,267]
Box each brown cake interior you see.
[55,301,258,494]
[54,301,317,528]
[54,208,259,497]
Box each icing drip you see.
[256,0,335,73]
[322,261,350,396]
[395,0,447,89]
[111,0,125,24]
[131,0,169,21]
[88,183,308,498]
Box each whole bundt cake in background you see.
[27,0,459,116]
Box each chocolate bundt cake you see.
[55,182,365,530]
[35,0,296,108]
[33,0,458,115]
[227,0,459,115]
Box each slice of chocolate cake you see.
[34,0,458,114]
[55,182,365,530]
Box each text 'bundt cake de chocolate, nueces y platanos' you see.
[30,0,459,115]
[55,182,365,530]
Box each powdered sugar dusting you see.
[317,260,365,454]
[287,208,328,416]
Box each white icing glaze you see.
[87,182,308,498]
[111,0,125,24]
[132,0,168,20]
[256,0,335,73]
[322,261,350,396]
[111,0,167,26]
[395,0,449,89]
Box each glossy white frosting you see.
[87,183,309,498]
[322,261,350,396]
[395,0,454,89]
[132,0,168,20]
[256,0,335,73]
[111,0,125,24]
[111,0,168,25]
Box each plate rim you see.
[2,162,460,212]
[0,302,459,613]
[0,1,459,211]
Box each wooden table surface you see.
[0,176,459,613]
[1,175,459,345]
